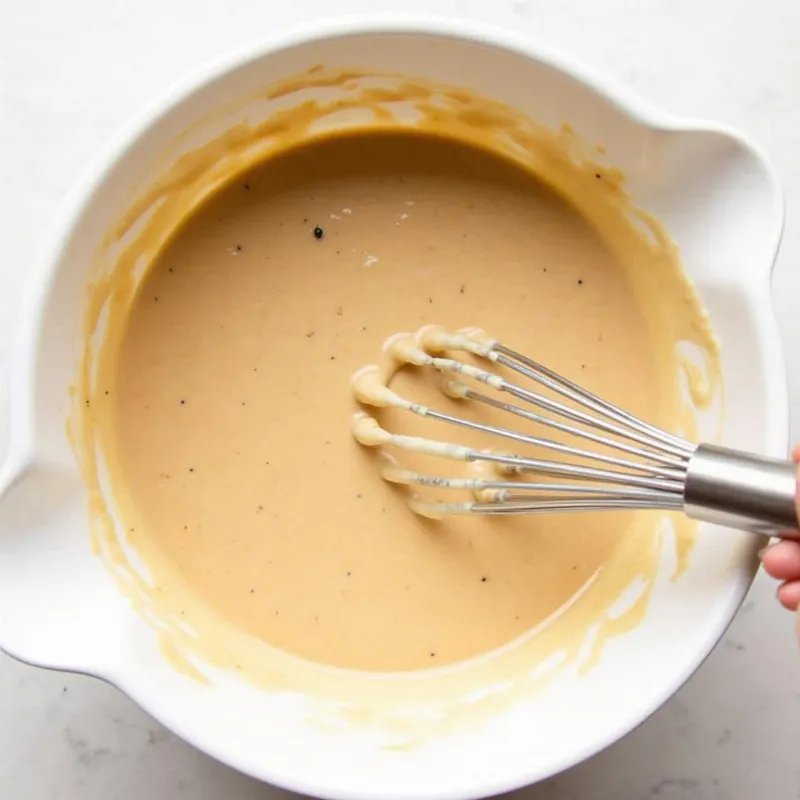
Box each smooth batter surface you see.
[111,130,668,672]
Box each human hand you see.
[761,539,800,610]
[759,444,800,638]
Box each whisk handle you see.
[685,444,799,536]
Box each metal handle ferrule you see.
[684,444,799,535]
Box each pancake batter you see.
[109,130,675,672]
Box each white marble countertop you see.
[2,1,800,798]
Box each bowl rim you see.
[0,13,788,800]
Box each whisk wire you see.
[469,497,685,515]
[461,388,688,472]
[429,355,692,461]
[474,450,685,493]
[393,470,685,502]
[422,407,687,479]
[494,344,693,454]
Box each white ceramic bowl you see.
[0,16,787,800]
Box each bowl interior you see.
[0,24,785,800]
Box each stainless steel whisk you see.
[352,328,799,536]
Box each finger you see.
[792,443,800,463]
[777,580,800,611]
[760,540,800,580]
